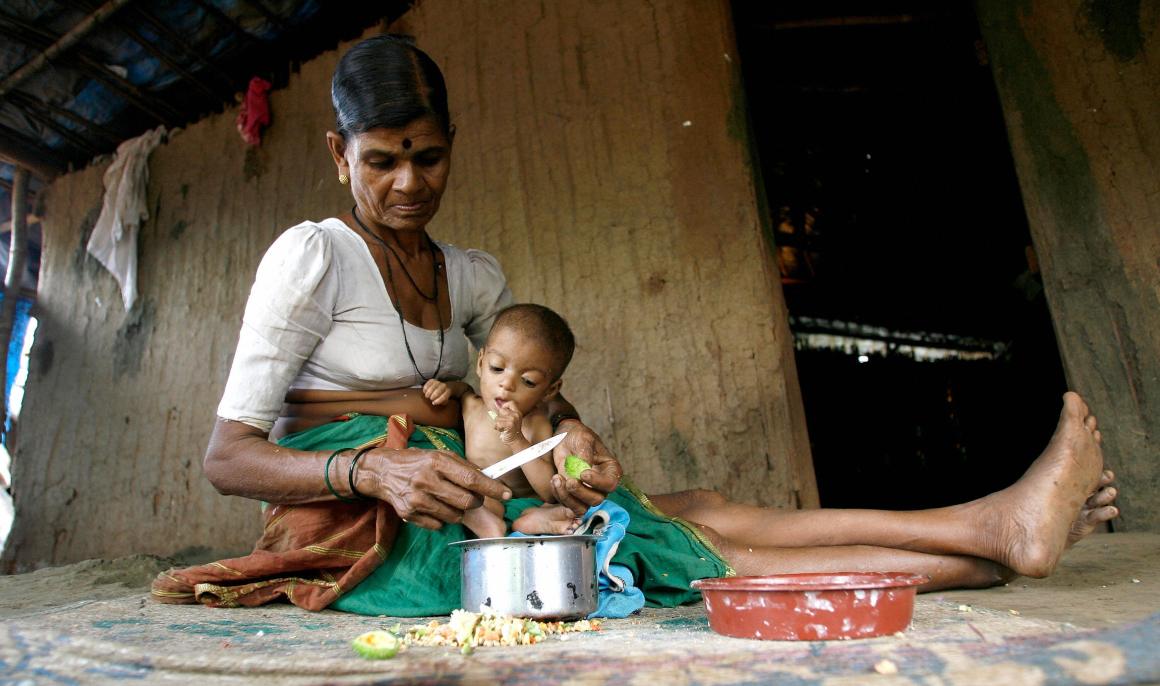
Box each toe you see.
[1087,487,1117,508]
[1085,415,1098,432]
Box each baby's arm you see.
[512,412,559,503]
[492,406,531,453]
[493,407,558,502]
[423,379,474,406]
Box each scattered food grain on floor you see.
[874,659,899,675]
[353,610,601,658]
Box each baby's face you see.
[476,328,562,416]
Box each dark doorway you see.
[731,2,1069,510]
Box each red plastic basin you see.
[691,572,928,641]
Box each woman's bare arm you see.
[203,418,511,529]
[281,387,461,423]
[542,395,624,514]
[274,387,461,439]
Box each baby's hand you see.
[423,379,451,406]
[493,406,524,446]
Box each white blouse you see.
[217,217,513,431]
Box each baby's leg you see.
[463,497,507,539]
[513,504,581,536]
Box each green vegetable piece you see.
[564,455,592,480]
[460,642,475,655]
[352,630,401,659]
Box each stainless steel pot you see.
[450,535,598,620]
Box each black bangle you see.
[348,446,375,500]
[550,412,581,432]
[325,449,360,502]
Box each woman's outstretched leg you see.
[654,392,1114,580]
[726,544,1014,593]
[658,469,1115,551]
[684,515,1015,592]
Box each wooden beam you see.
[0,124,66,180]
[4,90,126,146]
[189,0,265,52]
[0,13,182,126]
[61,0,226,102]
[239,0,289,34]
[0,0,134,98]
[72,53,182,126]
[127,4,236,93]
[2,98,103,157]
[106,14,223,102]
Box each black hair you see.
[489,304,576,379]
[331,34,451,138]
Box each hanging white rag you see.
[87,125,167,310]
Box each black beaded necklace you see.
[351,206,444,382]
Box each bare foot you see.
[981,392,1105,578]
[463,507,507,539]
[513,504,581,535]
[1069,469,1119,545]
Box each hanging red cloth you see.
[236,76,273,146]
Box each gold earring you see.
[338,173,349,185]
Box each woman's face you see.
[328,117,452,233]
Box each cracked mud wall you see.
[978,0,1160,529]
[3,0,817,569]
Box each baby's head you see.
[477,304,575,414]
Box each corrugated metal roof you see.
[0,0,413,280]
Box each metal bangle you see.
[325,448,360,503]
[550,412,582,432]
[348,446,376,500]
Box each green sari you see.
[278,414,732,617]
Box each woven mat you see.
[3,590,1159,685]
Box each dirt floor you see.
[939,531,1160,628]
[1,531,1158,685]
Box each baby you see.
[423,304,583,538]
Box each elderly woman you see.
[165,35,622,616]
[156,36,1118,617]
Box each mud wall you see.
[978,0,1160,530]
[3,0,816,569]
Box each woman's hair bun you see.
[331,34,450,138]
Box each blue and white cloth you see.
[575,500,646,618]
[509,500,645,618]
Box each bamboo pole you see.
[0,166,30,423]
